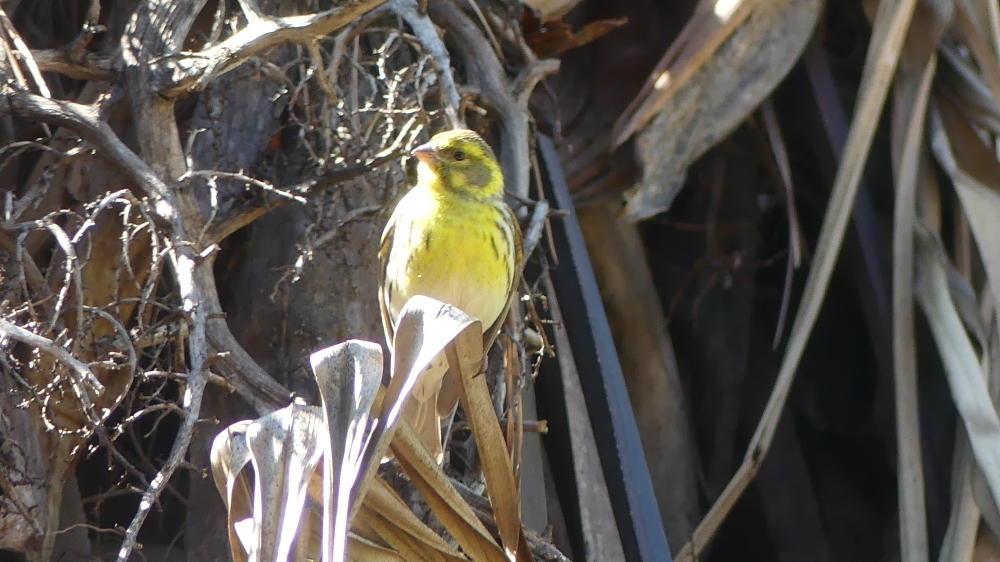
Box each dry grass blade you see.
[310,341,383,562]
[914,225,1000,544]
[245,402,325,562]
[761,96,803,349]
[446,331,525,560]
[366,476,468,560]
[890,0,947,551]
[359,503,470,562]
[937,287,995,562]
[931,97,1000,331]
[953,1,1000,109]
[972,466,1000,547]
[357,504,436,561]
[673,0,919,558]
[931,87,1000,539]
[938,429,979,562]
[304,447,460,559]
[210,420,254,562]
[391,421,509,562]
[938,45,1000,135]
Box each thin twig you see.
[390,0,463,127]
[521,199,549,260]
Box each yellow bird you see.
[378,129,523,462]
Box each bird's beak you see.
[411,142,437,165]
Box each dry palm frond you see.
[210,297,566,562]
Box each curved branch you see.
[150,0,389,97]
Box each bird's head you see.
[411,129,504,200]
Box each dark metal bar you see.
[537,134,673,562]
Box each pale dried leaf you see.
[621,0,822,220]
[953,1,1000,109]
[348,532,408,562]
[938,429,981,562]
[210,420,254,562]
[245,402,325,562]
[915,226,1000,544]
[358,503,434,562]
[613,0,762,145]
[931,97,1000,333]
[366,476,467,559]
[938,45,1000,135]
[947,266,988,347]
[354,296,481,510]
[311,340,383,562]
[891,51,937,562]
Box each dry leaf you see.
[352,295,482,517]
[620,0,821,220]
[366,476,468,560]
[932,96,1000,332]
[210,420,254,562]
[392,421,509,562]
[522,11,627,59]
[446,336,523,560]
[915,226,1000,545]
[245,402,325,562]
[311,340,383,561]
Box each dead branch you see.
[521,199,550,260]
[149,0,390,97]
[0,5,50,98]
[111,1,231,558]
[30,49,115,82]
[29,1,112,83]
[0,89,176,220]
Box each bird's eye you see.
[453,150,466,161]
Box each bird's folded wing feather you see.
[377,216,397,350]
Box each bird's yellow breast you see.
[384,185,514,331]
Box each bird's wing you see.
[377,214,397,350]
[482,203,524,352]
